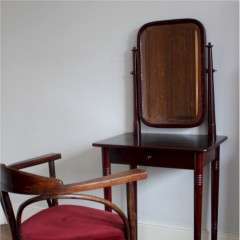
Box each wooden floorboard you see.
[0,224,11,240]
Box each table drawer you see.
[109,148,195,169]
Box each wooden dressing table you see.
[93,19,227,240]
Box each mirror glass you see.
[138,21,205,127]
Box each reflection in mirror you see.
[138,21,205,127]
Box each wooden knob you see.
[146,155,152,160]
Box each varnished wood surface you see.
[137,19,205,127]
[63,169,147,194]
[1,164,62,195]
[93,133,227,152]
[212,147,220,240]
[1,164,147,195]
[8,153,61,169]
[194,152,204,240]
[108,148,195,169]
[102,148,112,211]
[207,43,217,144]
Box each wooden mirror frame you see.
[136,19,206,128]
[132,19,216,144]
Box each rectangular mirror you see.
[137,19,206,127]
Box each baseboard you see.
[138,222,239,240]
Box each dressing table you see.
[93,19,227,240]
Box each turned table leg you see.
[102,147,112,211]
[212,147,220,240]
[130,164,138,239]
[194,153,204,240]
[127,181,137,240]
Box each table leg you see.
[127,181,137,240]
[130,164,137,239]
[102,147,112,211]
[212,147,220,240]
[194,153,204,240]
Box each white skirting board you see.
[138,222,238,240]
[0,207,238,240]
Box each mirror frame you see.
[136,19,206,128]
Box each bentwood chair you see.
[0,153,147,240]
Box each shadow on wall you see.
[55,147,125,209]
[123,28,139,131]
[56,148,102,183]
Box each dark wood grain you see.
[207,43,217,144]
[132,47,141,140]
[194,152,204,240]
[109,148,195,169]
[1,164,62,195]
[8,153,61,169]
[1,164,147,195]
[212,147,220,240]
[63,169,147,194]
[127,182,137,240]
[48,160,58,207]
[137,19,206,127]
[102,148,112,211]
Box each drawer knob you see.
[146,155,152,160]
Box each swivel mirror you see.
[136,19,205,127]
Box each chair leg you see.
[48,161,58,206]
[1,192,20,240]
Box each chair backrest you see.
[0,164,62,240]
[1,164,61,195]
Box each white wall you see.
[1,1,239,239]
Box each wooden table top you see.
[93,133,227,152]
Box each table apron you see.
[108,148,216,170]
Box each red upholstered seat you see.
[21,205,125,240]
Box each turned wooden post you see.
[132,47,141,142]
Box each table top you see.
[93,133,227,152]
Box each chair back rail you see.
[1,164,62,195]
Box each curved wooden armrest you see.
[60,169,147,194]
[8,153,61,169]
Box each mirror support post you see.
[132,47,141,143]
[207,42,216,144]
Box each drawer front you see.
[109,148,195,170]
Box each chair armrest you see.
[8,153,62,169]
[60,168,147,194]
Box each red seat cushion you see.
[21,205,126,240]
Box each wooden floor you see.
[0,224,11,240]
